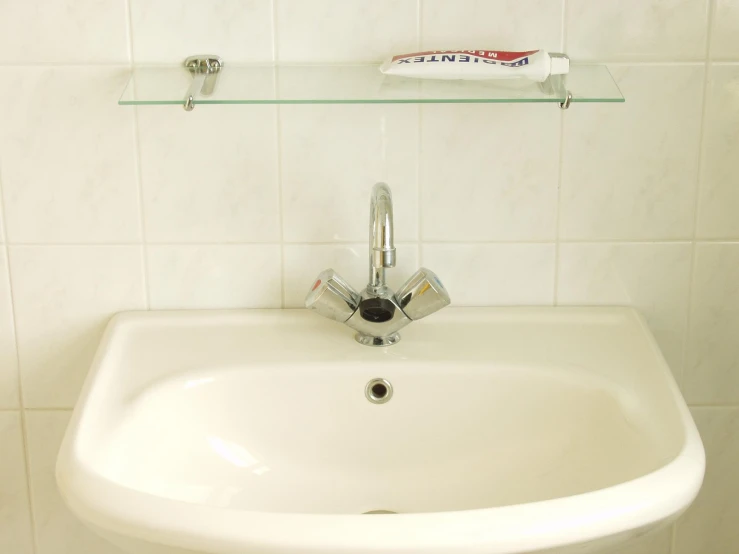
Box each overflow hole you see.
[365,378,393,404]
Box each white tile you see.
[283,243,419,308]
[696,64,739,239]
[0,412,33,554]
[0,252,19,409]
[0,192,5,243]
[0,0,128,63]
[567,0,709,61]
[674,407,739,554]
[711,0,739,59]
[9,246,146,408]
[557,243,692,381]
[0,67,141,244]
[560,65,704,240]
[276,0,418,62]
[421,0,563,53]
[26,411,125,554]
[138,106,280,243]
[420,104,559,241]
[685,243,739,405]
[421,243,555,306]
[130,0,274,63]
[280,105,418,242]
[147,245,282,309]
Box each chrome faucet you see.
[305,183,450,346]
[368,183,395,292]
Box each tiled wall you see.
[0,1,738,553]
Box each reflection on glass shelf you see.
[119,64,624,106]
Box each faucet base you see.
[355,332,400,347]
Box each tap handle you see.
[395,268,451,320]
[305,269,360,323]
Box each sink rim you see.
[58,436,704,554]
[56,307,705,554]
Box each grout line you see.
[553,0,567,306]
[678,238,739,243]
[0,160,38,554]
[561,0,567,53]
[271,0,279,63]
[0,187,20,409]
[276,110,286,310]
[124,0,150,310]
[22,407,74,412]
[416,0,423,267]
[9,238,739,247]
[0,407,74,412]
[271,0,287,308]
[0,61,136,67]
[130,106,150,309]
[3,60,738,69]
[413,238,695,245]
[5,241,287,247]
[22,240,365,246]
[553,109,565,306]
[127,102,151,302]
[708,59,739,65]
[674,2,716,550]
[0,407,76,412]
[123,0,135,66]
[572,60,709,67]
[7,238,739,247]
[416,0,422,50]
[416,104,422,265]
[681,0,715,411]
[134,123,150,310]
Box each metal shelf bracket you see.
[183,55,223,111]
[559,91,573,110]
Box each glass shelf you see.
[119,63,624,107]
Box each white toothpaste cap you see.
[550,53,570,75]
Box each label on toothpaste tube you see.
[380,49,569,82]
[391,50,538,66]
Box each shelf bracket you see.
[183,55,223,111]
[540,74,573,110]
[559,91,572,110]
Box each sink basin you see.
[56,307,704,554]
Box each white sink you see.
[56,307,704,554]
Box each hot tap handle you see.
[305,269,360,323]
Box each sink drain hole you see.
[363,510,397,514]
[365,378,393,404]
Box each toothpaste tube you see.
[379,50,570,82]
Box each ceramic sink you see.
[56,307,704,554]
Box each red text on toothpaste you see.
[391,50,539,67]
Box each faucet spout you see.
[369,182,396,291]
